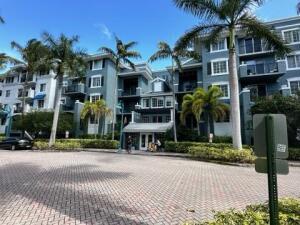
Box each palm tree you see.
[42,32,87,147]
[148,41,199,143]
[81,99,112,138]
[11,39,49,117]
[99,36,141,140]
[174,0,290,149]
[181,86,229,137]
[297,2,300,15]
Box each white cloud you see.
[94,23,112,39]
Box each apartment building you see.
[1,16,300,149]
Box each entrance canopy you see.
[123,122,173,133]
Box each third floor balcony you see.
[64,83,86,96]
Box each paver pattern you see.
[0,151,299,225]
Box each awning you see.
[123,122,173,133]
[33,93,46,100]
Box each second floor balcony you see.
[178,82,197,92]
[239,61,286,84]
[64,83,85,96]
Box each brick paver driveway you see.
[0,151,299,225]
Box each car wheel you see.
[10,145,16,151]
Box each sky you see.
[0,0,299,70]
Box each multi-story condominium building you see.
[1,16,300,149]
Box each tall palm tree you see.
[99,36,141,140]
[181,86,229,137]
[11,39,49,118]
[148,41,199,143]
[42,32,87,147]
[174,0,290,149]
[81,99,112,138]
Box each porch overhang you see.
[240,73,283,85]
[123,122,173,133]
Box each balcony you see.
[239,61,286,85]
[118,87,140,97]
[178,83,197,92]
[64,84,85,96]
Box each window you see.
[165,97,173,108]
[212,60,228,75]
[166,115,171,122]
[40,83,46,92]
[210,39,227,52]
[5,77,14,84]
[287,54,300,69]
[290,80,300,95]
[60,98,66,105]
[151,97,164,108]
[91,75,103,88]
[0,90,2,96]
[212,83,230,99]
[18,89,23,97]
[153,81,163,92]
[38,100,44,108]
[283,29,300,44]
[90,94,101,103]
[142,98,150,108]
[5,90,10,98]
[90,115,98,124]
[142,116,150,123]
[152,116,163,123]
[91,60,102,70]
[158,98,164,108]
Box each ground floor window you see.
[290,80,300,95]
[38,100,44,108]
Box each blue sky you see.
[0,0,299,70]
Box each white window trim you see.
[211,81,230,99]
[282,28,300,45]
[92,60,103,71]
[40,83,46,93]
[142,98,150,109]
[286,51,300,71]
[91,75,103,88]
[210,38,227,53]
[151,97,164,108]
[89,93,101,102]
[287,77,300,95]
[211,58,229,76]
[165,96,173,108]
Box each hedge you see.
[184,198,300,225]
[289,148,300,161]
[34,139,119,150]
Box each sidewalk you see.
[84,148,300,167]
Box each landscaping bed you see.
[184,198,300,225]
[165,141,300,163]
[34,139,119,150]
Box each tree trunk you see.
[207,113,211,138]
[21,72,29,136]
[171,60,178,142]
[111,65,118,140]
[197,121,200,136]
[228,27,242,150]
[48,74,63,147]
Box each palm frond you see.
[11,41,24,54]
[238,15,291,56]
[123,51,141,59]
[158,41,172,52]
[0,16,4,24]
[173,0,222,21]
[175,24,222,50]
[124,41,138,50]
[148,50,171,63]
[123,58,136,70]
[99,47,117,58]
[202,25,225,49]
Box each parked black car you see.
[0,131,34,150]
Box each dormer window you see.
[153,81,163,92]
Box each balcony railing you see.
[122,88,137,96]
[178,83,197,92]
[246,63,278,75]
[64,84,85,94]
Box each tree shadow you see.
[0,163,149,225]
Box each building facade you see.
[1,16,300,149]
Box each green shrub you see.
[184,198,300,225]
[289,148,300,161]
[33,139,119,150]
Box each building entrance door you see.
[140,133,154,150]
